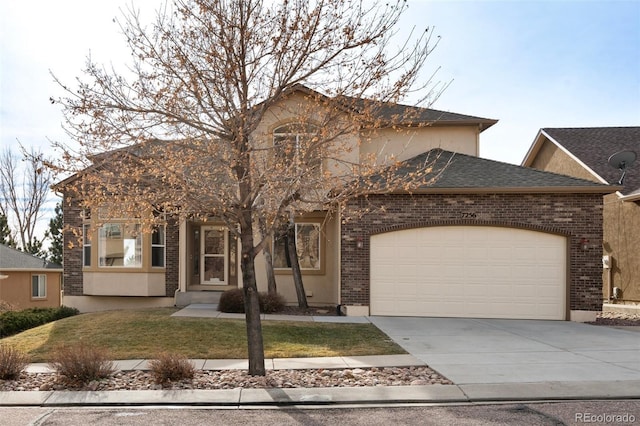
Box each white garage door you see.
[370,226,566,320]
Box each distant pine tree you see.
[45,202,63,265]
[0,213,17,248]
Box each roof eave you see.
[620,192,640,202]
[0,268,63,272]
[385,185,620,195]
[397,119,498,132]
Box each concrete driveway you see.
[369,317,640,385]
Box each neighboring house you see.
[522,127,640,312]
[0,244,62,309]
[58,87,616,321]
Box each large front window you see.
[98,223,142,267]
[273,222,321,271]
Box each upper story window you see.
[98,223,142,268]
[273,123,321,173]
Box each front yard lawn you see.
[0,308,405,362]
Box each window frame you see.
[31,274,47,299]
[83,224,92,268]
[273,123,322,173]
[151,225,166,268]
[272,221,324,275]
[97,223,143,268]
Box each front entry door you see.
[201,226,228,285]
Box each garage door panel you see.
[370,226,566,320]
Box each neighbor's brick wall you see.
[165,216,180,296]
[341,193,604,312]
[62,195,84,296]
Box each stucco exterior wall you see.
[603,194,640,301]
[0,270,62,309]
[529,140,600,183]
[341,193,604,313]
[253,213,340,306]
[360,126,478,164]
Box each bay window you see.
[98,223,142,267]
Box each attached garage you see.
[370,226,567,320]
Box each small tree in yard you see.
[49,0,444,376]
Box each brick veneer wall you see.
[62,196,84,296]
[341,193,604,312]
[165,217,179,296]
[63,195,180,298]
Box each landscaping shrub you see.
[218,289,286,314]
[0,306,80,338]
[0,344,29,380]
[148,352,195,385]
[260,292,286,314]
[49,343,115,385]
[218,288,245,313]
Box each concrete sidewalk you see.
[3,307,640,407]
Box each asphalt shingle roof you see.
[387,149,616,192]
[338,96,497,131]
[542,127,640,195]
[0,244,61,270]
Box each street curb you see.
[1,382,640,407]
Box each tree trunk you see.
[240,224,266,376]
[287,221,308,308]
[263,242,278,295]
[258,217,277,295]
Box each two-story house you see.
[58,87,615,321]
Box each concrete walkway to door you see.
[368,317,640,386]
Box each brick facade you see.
[62,196,84,296]
[341,192,604,312]
[165,217,180,296]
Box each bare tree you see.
[49,0,444,376]
[0,147,51,253]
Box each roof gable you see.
[525,127,640,196]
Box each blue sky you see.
[0,0,639,230]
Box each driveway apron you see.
[368,317,640,385]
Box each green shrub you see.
[218,289,286,314]
[0,306,80,338]
[148,352,195,385]
[0,344,29,380]
[50,343,115,386]
[218,288,245,313]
